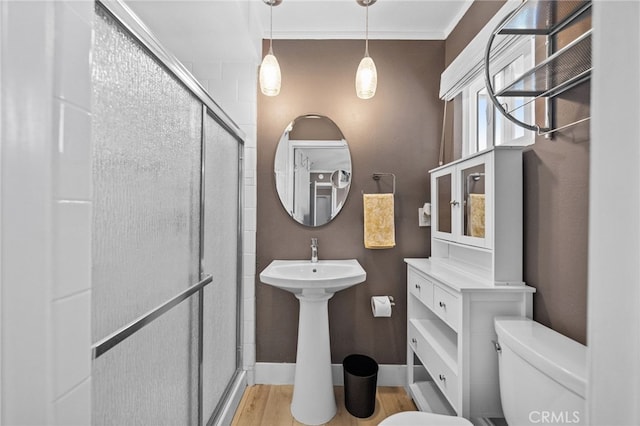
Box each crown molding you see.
[267,30,447,40]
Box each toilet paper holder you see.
[371,295,396,317]
[374,295,395,305]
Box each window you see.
[462,35,535,157]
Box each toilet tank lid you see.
[495,317,587,398]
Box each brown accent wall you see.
[523,14,590,345]
[445,0,506,68]
[445,2,590,345]
[257,40,445,363]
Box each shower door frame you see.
[91,1,246,425]
[199,105,246,426]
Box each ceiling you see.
[256,0,473,40]
[125,0,472,62]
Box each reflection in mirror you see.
[462,164,486,238]
[330,170,350,189]
[274,114,352,227]
[436,174,452,234]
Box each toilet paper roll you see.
[371,296,393,317]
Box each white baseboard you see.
[254,362,407,386]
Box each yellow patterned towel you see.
[363,193,396,249]
[469,193,485,238]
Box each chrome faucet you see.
[310,238,318,263]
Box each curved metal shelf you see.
[495,29,592,98]
[497,0,591,36]
[484,0,592,136]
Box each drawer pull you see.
[439,301,446,308]
[415,284,421,289]
[438,374,446,382]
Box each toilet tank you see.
[494,317,586,426]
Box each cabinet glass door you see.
[461,164,486,239]
[436,173,453,235]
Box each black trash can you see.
[343,354,378,418]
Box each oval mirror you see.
[274,114,352,227]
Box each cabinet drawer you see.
[409,322,460,411]
[408,269,434,308]
[433,285,460,331]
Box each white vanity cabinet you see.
[405,259,534,418]
[405,145,533,418]
[431,146,524,285]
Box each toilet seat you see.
[379,411,473,426]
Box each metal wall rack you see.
[484,0,592,136]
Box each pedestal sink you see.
[260,259,366,425]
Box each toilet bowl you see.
[378,411,472,426]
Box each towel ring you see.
[363,172,396,195]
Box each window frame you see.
[462,35,536,157]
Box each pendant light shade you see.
[260,0,282,97]
[356,55,377,99]
[356,0,377,99]
[260,49,281,96]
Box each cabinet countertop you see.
[405,258,536,293]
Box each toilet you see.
[494,316,586,425]
[379,411,472,425]
[380,316,586,426]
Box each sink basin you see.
[260,259,366,295]
[259,259,366,424]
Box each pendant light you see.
[355,0,377,99]
[260,0,282,96]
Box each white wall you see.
[0,1,93,424]
[588,1,640,425]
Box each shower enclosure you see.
[90,2,245,424]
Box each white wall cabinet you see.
[430,146,524,285]
[431,152,493,248]
[405,259,534,418]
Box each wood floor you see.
[231,385,417,426]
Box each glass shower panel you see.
[92,5,202,342]
[92,299,198,425]
[201,114,241,422]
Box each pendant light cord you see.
[365,2,369,57]
[269,1,274,54]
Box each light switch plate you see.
[418,208,431,227]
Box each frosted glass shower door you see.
[201,112,242,423]
[92,5,201,425]
[91,4,245,425]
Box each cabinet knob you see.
[415,284,421,290]
[411,338,417,345]
[438,374,446,381]
[439,301,446,308]
[449,200,459,206]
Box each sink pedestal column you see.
[291,292,336,425]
